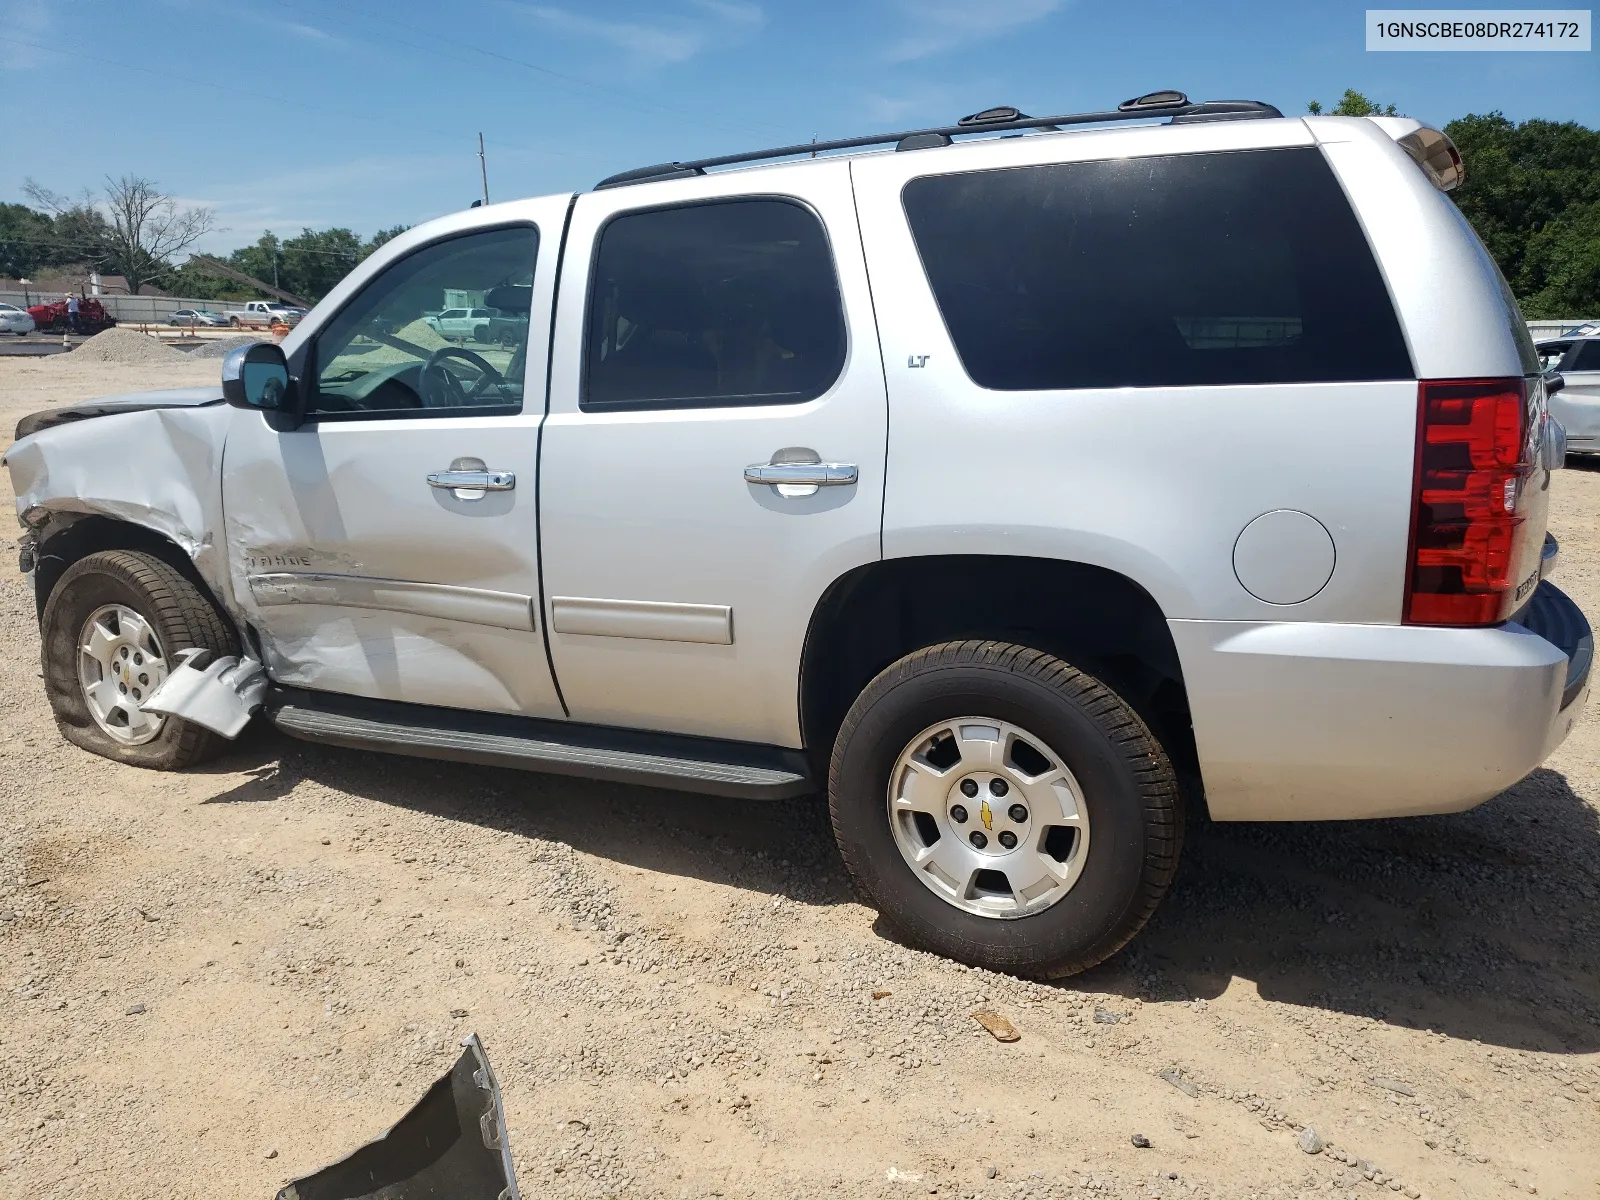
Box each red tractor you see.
[27,297,116,334]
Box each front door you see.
[538,162,888,746]
[221,202,568,717]
[1553,338,1600,456]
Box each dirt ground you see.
[2,355,1598,1200]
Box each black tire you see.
[473,324,490,344]
[828,639,1182,979]
[40,549,240,770]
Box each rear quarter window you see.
[902,147,1414,390]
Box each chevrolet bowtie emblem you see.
[979,799,993,831]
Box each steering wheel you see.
[419,347,510,407]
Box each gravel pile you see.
[56,326,186,364]
[189,334,264,360]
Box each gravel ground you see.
[2,358,1598,1200]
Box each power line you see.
[0,231,394,260]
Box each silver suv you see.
[7,92,1591,978]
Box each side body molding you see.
[249,572,537,632]
[549,596,733,644]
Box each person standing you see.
[66,294,81,334]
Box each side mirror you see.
[222,342,291,411]
[1545,372,1566,397]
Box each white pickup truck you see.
[229,301,302,329]
[6,93,1591,978]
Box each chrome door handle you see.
[743,463,858,487]
[427,469,515,501]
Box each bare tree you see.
[99,176,215,295]
[22,175,214,295]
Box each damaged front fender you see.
[5,393,238,617]
[278,1034,520,1200]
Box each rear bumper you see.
[1172,581,1591,821]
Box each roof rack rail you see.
[594,91,1282,190]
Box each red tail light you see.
[1404,378,1533,626]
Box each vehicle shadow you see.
[194,727,1599,1054]
[1082,766,1600,1055]
[194,723,855,907]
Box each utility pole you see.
[478,132,490,207]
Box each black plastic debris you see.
[277,1034,519,1200]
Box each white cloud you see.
[179,153,464,252]
[519,6,704,63]
[0,0,55,70]
[693,0,765,26]
[224,7,343,45]
[887,0,1063,62]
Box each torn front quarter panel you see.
[278,1034,520,1200]
[4,392,237,615]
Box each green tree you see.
[228,232,285,294]
[1516,201,1600,318]
[1306,89,1398,117]
[280,226,365,301]
[365,225,410,255]
[161,258,251,301]
[1445,112,1600,308]
[0,202,59,277]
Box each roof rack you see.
[594,90,1283,190]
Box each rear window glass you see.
[902,147,1414,390]
[584,198,846,411]
[1568,341,1600,372]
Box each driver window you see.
[310,225,538,419]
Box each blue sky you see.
[2,0,1596,255]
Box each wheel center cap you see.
[946,773,1030,855]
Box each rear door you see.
[221,200,570,716]
[538,162,887,745]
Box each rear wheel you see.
[40,550,239,770]
[828,640,1182,978]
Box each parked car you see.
[424,306,526,346]
[230,301,302,329]
[1547,335,1600,457]
[0,302,35,336]
[5,94,1591,979]
[1537,338,1572,372]
[1559,321,1600,337]
[169,308,230,328]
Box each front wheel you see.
[40,550,240,770]
[828,640,1182,978]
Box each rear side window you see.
[584,198,846,411]
[1567,341,1600,372]
[903,148,1413,390]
